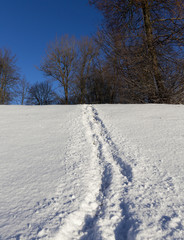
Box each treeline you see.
[1,0,184,105]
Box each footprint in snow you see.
[160,215,183,231]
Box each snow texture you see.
[0,104,184,240]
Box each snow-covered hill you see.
[0,105,184,239]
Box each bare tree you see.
[14,77,29,105]
[0,48,20,104]
[90,0,184,103]
[72,37,99,103]
[40,35,76,104]
[27,81,56,105]
[85,61,113,103]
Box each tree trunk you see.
[141,0,167,102]
[0,78,5,104]
[64,84,68,104]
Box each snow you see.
[0,104,184,239]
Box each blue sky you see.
[0,0,102,85]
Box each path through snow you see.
[54,105,137,240]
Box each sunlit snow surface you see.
[0,104,184,239]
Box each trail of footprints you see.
[80,105,134,239]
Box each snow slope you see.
[95,104,184,239]
[0,104,184,239]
